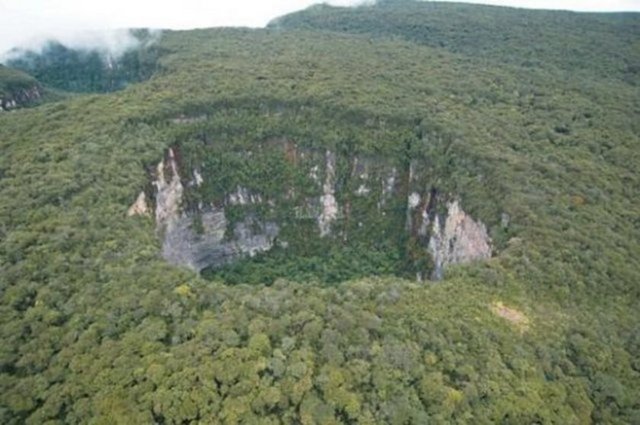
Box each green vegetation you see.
[271,0,640,84]
[203,243,404,285]
[0,65,54,109]
[0,1,639,423]
[0,64,68,109]
[6,30,162,93]
[0,65,38,97]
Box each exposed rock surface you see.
[136,145,492,278]
[127,192,149,216]
[153,149,278,272]
[161,209,278,272]
[0,85,42,111]
[154,148,183,227]
[318,150,338,236]
[428,200,492,280]
[227,186,262,206]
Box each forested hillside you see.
[0,1,639,423]
[0,65,46,110]
[271,0,640,83]
[6,30,162,94]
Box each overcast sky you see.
[1,0,639,56]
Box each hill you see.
[0,65,45,110]
[0,2,639,423]
[270,0,640,84]
[4,30,162,95]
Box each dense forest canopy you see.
[270,1,640,84]
[5,30,162,93]
[0,1,639,423]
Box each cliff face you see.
[318,150,338,237]
[428,200,492,280]
[138,143,492,279]
[0,85,42,111]
[151,148,278,272]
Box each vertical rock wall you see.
[135,145,492,279]
[428,200,492,280]
[0,85,42,111]
[152,148,279,272]
[154,148,184,227]
[318,150,338,237]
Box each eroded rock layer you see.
[141,144,492,278]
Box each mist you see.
[0,29,160,64]
[0,1,373,60]
[1,0,638,61]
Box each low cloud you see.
[1,29,160,64]
[0,0,637,60]
[0,0,369,58]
